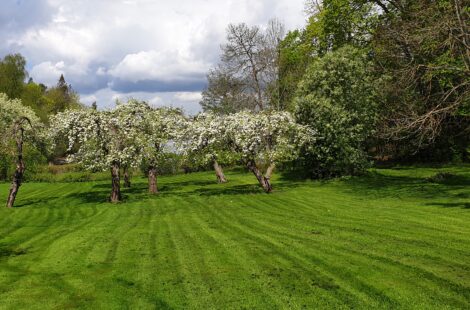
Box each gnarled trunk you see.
[247,160,273,193]
[6,161,25,208]
[110,161,121,203]
[213,160,227,183]
[123,166,131,188]
[148,166,158,194]
[6,119,29,208]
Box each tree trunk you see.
[6,119,29,208]
[123,167,131,188]
[247,161,273,193]
[148,166,158,194]
[213,160,227,183]
[110,161,121,203]
[265,163,276,180]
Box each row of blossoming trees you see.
[47,100,311,203]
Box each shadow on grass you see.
[91,179,216,191]
[195,184,264,196]
[0,246,27,258]
[14,197,61,208]
[35,167,469,207]
[339,170,470,202]
[64,178,300,204]
[65,191,110,204]
[425,202,470,209]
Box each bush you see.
[293,45,380,178]
[0,145,48,182]
[27,171,110,183]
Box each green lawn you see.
[0,166,469,309]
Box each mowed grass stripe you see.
[199,197,371,308]
[188,196,296,308]
[0,166,469,309]
[237,193,470,305]
[209,195,396,308]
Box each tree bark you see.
[213,160,227,183]
[6,132,25,208]
[148,166,158,194]
[247,160,273,193]
[6,118,30,208]
[110,161,121,203]
[123,166,131,188]
[265,163,276,180]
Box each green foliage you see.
[278,1,377,108]
[43,81,82,115]
[294,45,379,177]
[0,144,48,182]
[25,169,113,183]
[20,82,51,123]
[278,30,313,110]
[0,53,27,99]
[306,0,377,54]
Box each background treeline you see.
[0,0,468,184]
[201,0,469,177]
[0,53,82,181]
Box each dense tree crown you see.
[0,54,28,100]
[294,46,379,177]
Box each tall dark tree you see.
[44,74,82,114]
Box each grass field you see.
[0,166,469,309]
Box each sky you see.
[1,0,306,114]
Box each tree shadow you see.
[339,170,470,202]
[278,169,313,182]
[64,178,299,203]
[425,202,470,209]
[427,174,470,186]
[193,184,264,196]
[13,197,61,208]
[91,179,216,191]
[65,191,110,204]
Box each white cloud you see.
[79,87,202,114]
[2,0,306,111]
[174,92,202,102]
[30,61,65,86]
[149,95,163,106]
[110,50,208,82]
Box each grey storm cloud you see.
[0,0,53,31]
[0,0,54,55]
[111,78,207,93]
